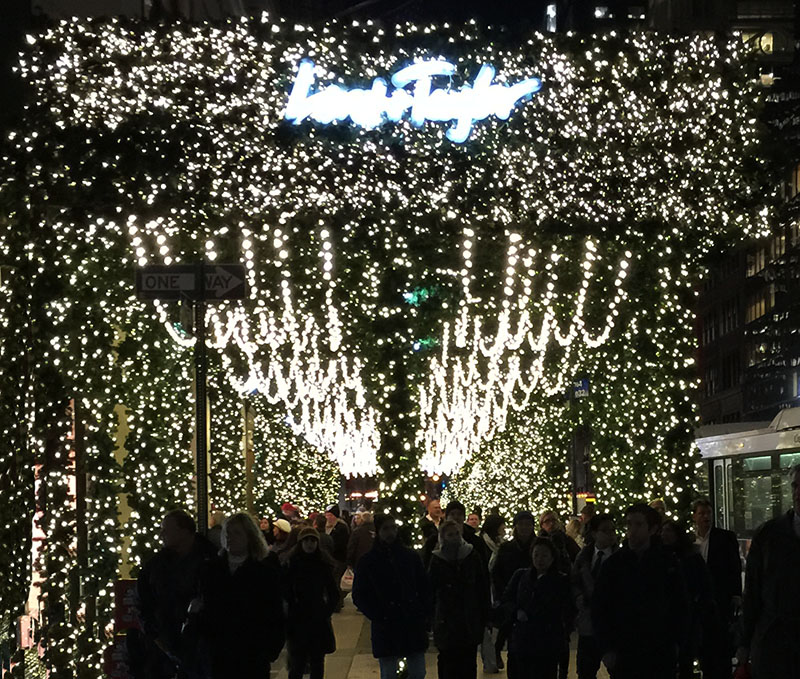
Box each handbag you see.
[340,567,354,593]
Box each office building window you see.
[745,285,775,323]
[771,233,786,260]
[719,298,739,337]
[721,353,741,391]
[704,367,718,397]
[747,247,767,276]
[790,221,800,247]
[702,312,716,345]
[789,164,800,198]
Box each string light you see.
[0,15,774,676]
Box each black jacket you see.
[502,568,574,658]
[137,536,216,658]
[592,543,689,672]
[352,540,431,658]
[742,510,800,679]
[491,537,533,603]
[703,526,742,621]
[538,529,581,574]
[428,543,490,650]
[327,519,350,564]
[199,553,285,677]
[283,548,339,655]
[346,521,375,569]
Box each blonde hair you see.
[221,512,270,561]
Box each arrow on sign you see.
[205,267,244,298]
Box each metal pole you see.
[195,262,209,535]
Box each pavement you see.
[270,597,609,679]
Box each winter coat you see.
[502,568,574,659]
[352,540,431,658]
[428,542,490,650]
[327,519,350,564]
[672,548,715,664]
[538,529,581,573]
[346,521,375,568]
[492,537,533,603]
[571,544,618,636]
[199,553,285,678]
[283,548,339,655]
[419,515,439,543]
[742,510,800,679]
[703,526,742,623]
[592,543,689,674]
[137,536,216,659]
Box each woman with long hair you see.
[284,526,339,679]
[502,537,574,679]
[198,512,285,679]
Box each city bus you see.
[696,406,800,549]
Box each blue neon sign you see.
[284,59,542,143]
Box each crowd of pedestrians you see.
[131,463,800,679]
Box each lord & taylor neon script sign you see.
[284,59,542,143]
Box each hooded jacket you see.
[428,539,490,650]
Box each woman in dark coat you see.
[198,512,285,679]
[284,526,339,679]
[502,537,575,679]
[428,519,491,679]
[352,513,430,679]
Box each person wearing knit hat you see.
[324,504,340,519]
[285,524,338,679]
[281,502,301,524]
[268,518,295,565]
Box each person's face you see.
[467,514,480,529]
[429,500,442,519]
[498,522,506,539]
[626,512,652,551]
[592,520,616,550]
[516,519,534,541]
[793,470,800,516]
[447,508,465,525]
[532,544,554,574]
[693,505,713,535]
[273,526,287,542]
[378,519,398,544]
[540,513,558,535]
[353,514,362,527]
[226,521,248,557]
[301,537,318,553]
[660,523,677,547]
[325,511,337,526]
[442,526,461,547]
[160,517,186,550]
[259,518,269,531]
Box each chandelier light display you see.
[0,15,775,676]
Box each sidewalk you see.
[271,597,609,679]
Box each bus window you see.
[779,452,800,512]
[731,456,773,536]
[714,463,725,528]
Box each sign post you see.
[568,377,591,516]
[135,262,246,534]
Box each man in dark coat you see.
[421,500,488,568]
[346,511,375,569]
[491,510,536,669]
[135,509,216,679]
[419,498,444,542]
[428,519,490,679]
[572,514,618,679]
[692,497,742,679]
[592,503,689,679]
[352,514,431,679]
[738,464,800,679]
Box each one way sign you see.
[135,263,247,301]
